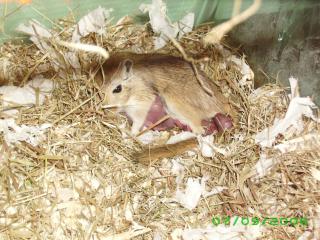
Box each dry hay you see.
[0,14,319,240]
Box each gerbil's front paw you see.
[191,125,205,135]
[131,126,140,136]
[131,120,144,136]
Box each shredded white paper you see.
[255,77,319,148]
[197,135,229,157]
[229,55,254,86]
[310,168,320,182]
[72,7,112,42]
[166,132,196,145]
[174,177,226,210]
[17,7,111,70]
[252,153,276,180]
[137,130,163,145]
[289,76,300,99]
[0,76,54,117]
[140,0,194,49]
[274,133,320,153]
[16,19,52,52]
[0,118,51,146]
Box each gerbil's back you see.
[136,55,232,117]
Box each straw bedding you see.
[0,13,319,240]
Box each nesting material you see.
[0,76,54,117]
[0,2,319,240]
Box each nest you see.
[0,11,319,240]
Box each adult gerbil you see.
[100,52,235,135]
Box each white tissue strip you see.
[253,154,276,180]
[174,177,225,210]
[310,168,320,181]
[166,132,196,145]
[178,221,264,240]
[289,76,299,99]
[177,13,195,39]
[0,118,51,146]
[197,135,228,157]
[174,178,204,210]
[16,19,52,52]
[72,7,112,42]
[255,97,318,148]
[274,133,320,153]
[0,76,54,117]
[139,0,194,49]
[137,131,163,145]
[17,7,111,71]
[255,77,319,148]
[229,55,254,86]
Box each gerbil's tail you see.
[133,138,198,165]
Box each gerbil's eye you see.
[112,84,122,93]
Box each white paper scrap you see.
[166,132,196,145]
[255,97,319,148]
[0,76,54,117]
[140,0,194,49]
[0,118,51,146]
[274,133,320,153]
[229,55,254,86]
[16,19,52,52]
[197,135,228,157]
[175,178,204,210]
[252,153,276,180]
[72,7,112,42]
[310,167,320,182]
[289,76,299,99]
[174,177,225,210]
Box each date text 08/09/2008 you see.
[212,216,308,227]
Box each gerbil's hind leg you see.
[165,98,204,134]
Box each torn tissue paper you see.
[197,135,228,157]
[140,0,194,49]
[72,7,112,42]
[174,177,226,210]
[17,7,111,71]
[16,19,52,53]
[166,132,195,145]
[255,97,318,148]
[274,133,320,154]
[0,118,51,146]
[0,76,54,117]
[252,154,276,180]
[229,55,254,86]
[255,77,319,148]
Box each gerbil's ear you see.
[124,59,133,73]
[121,59,133,80]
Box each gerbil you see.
[101,52,235,135]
